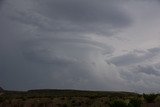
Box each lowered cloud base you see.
[0,0,160,93]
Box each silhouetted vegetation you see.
[1,89,160,107]
[128,98,142,107]
[143,93,157,103]
[109,99,128,107]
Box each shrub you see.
[20,96,27,101]
[143,94,157,103]
[128,98,142,107]
[109,99,128,107]
[0,96,6,103]
[62,103,68,107]
[155,95,160,102]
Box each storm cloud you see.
[107,47,160,66]
[1,0,160,93]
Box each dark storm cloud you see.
[148,47,160,53]
[4,0,132,36]
[0,0,4,6]
[22,47,78,65]
[119,63,160,93]
[6,9,53,31]
[107,47,160,66]
[21,37,113,65]
[2,0,160,93]
[0,0,4,8]
[37,0,131,26]
[135,65,160,76]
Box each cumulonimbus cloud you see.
[1,0,160,93]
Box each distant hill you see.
[1,88,160,107]
[0,89,144,107]
[0,87,4,91]
[26,89,138,98]
[1,88,139,98]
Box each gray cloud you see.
[37,0,131,25]
[107,47,160,93]
[1,0,160,93]
[107,47,160,66]
[3,0,132,36]
[135,65,160,76]
[148,47,160,53]
[119,64,160,93]
[0,0,4,8]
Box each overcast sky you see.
[1,0,160,93]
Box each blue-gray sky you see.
[1,0,160,93]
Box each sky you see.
[1,0,160,93]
